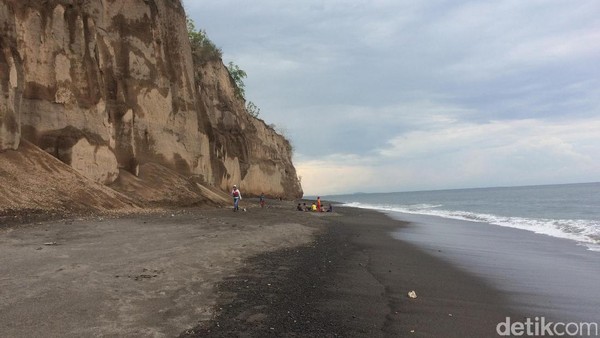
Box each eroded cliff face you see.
[197,61,302,198]
[0,0,302,204]
[0,1,23,151]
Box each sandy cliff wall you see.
[0,0,302,204]
[4,0,209,186]
[0,1,23,151]
[197,61,302,198]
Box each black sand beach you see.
[181,206,522,337]
[390,212,600,325]
[1,202,526,337]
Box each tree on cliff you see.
[226,61,247,99]
[186,17,222,64]
[187,17,260,118]
[245,101,260,118]
[226,62,260,118]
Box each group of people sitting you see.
[297,197,333,212]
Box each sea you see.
[325,182,600,322]
[327,182,600,251]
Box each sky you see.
[182,0,600,196]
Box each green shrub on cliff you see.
[186,17,261,119]
[186,17,222,64]
[226,63,261,118]
[226,61,247,99]
[246,101,260,118]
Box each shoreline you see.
[1,202,524,337]
[387,210,600,324]
[181,205,521,337]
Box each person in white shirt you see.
[231,185,242,211]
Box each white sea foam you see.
[342,202,600,251]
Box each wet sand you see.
[389,212,600,324]
[1,202,522,337]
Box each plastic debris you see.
[407,290,417,299]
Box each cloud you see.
[278,100,473,158]
[429,1,600,81]
[380,118,599,161]
[297,118,600,195]
[295,154,376,196]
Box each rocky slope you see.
[0,140,139,221]
[0,0,302,215]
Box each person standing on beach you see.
[316,196,322,212]
[231,185,242,211]
[259,193,265,208]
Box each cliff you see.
[0,0,302,215]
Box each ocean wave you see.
[342,202,600,251]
